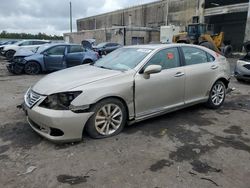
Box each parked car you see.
[93,42,122,55]
[22,44,230,142]
[235,42,250,82]
[0,40,18,54]
[82,39,96,49]
[7,43,99,75]
[1,39,51,60]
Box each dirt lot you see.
[0,56,250,188]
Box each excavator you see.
[172,23,232,57]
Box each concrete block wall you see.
[77,0,197,31]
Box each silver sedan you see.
[23,44,231,142]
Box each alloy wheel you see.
[95,104,123,136]
[211,83,225,106]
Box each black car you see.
[93,42,122,55]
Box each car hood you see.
[32,65,122,95]
[14,48,34,57]
[3,44,17,50]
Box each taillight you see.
[96,52,100,59]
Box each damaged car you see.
[235,42,250,82]
[7,43,99,75]
[23,44,231,142]
[2,39,51,60]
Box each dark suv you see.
[93,42,122,55]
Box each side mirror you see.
[43,51,49,56]
[144,65,162,75]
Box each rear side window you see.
[207,53,215,62]
[145,47,180,70]
[19,41,33,46]
[69,45,84,53]
[33,41,49,45]
[182,47,208,65]
[46,46,65,55]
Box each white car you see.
[2,39,51,59]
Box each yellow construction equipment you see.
[173,23,232,57]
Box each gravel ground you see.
[0,56,250,188]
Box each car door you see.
[43,45,66,71]
[181,46,218,104]
[65,45,85,67]
[134,47,185,117]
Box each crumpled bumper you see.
[25,105,94,143]
[6,62,24,74]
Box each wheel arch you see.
[215,77,229,89]
[83,58,93,64]
[26,60,43,71]
[91,96,130,121]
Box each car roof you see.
[42,43,80,47]
[123,43,178,49]
[20,39,51,42]
[124,43,210,50]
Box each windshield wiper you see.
[97,66,113,70]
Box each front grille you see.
[25,89,42,108]
[243,64,250,70]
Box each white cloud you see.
[0,0,158,35]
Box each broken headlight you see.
[40,91,82,110]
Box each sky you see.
[0,0,157,36]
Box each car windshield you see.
[94,47,152,71]
[96,43,107,48]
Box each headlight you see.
[40,91,82,110]
[13,57,24,63]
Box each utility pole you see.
[70,1,72,33]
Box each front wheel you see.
[206,81,226,109]
[5,50,16,60]
[86,98,127,139]
[24,61,41,75]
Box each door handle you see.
[174,72,185,77]
[211,65,218,70]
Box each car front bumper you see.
[6,62,24,74]
[25,105,94,142]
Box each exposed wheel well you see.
[26,60,42,71]
[83,59,93,64]
[82,96,130,134]
[92,96,130,120]
[215,78,229,89]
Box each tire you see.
[83,59,93,64]
[24,61,41,75]
[206,81,226,109]
[86,98,127,139]
[5,50,16,60]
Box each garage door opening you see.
[205,12,248,51]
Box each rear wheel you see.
[206,81,226,109]
[5,50,16,60]
[83,59,93,64]
[24,61,41,75]
[86,98,127,139]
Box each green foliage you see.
[0,30,63,40]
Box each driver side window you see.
[46,46,65,55]
[145,48,180,70]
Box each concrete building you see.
[64,0,250,51]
